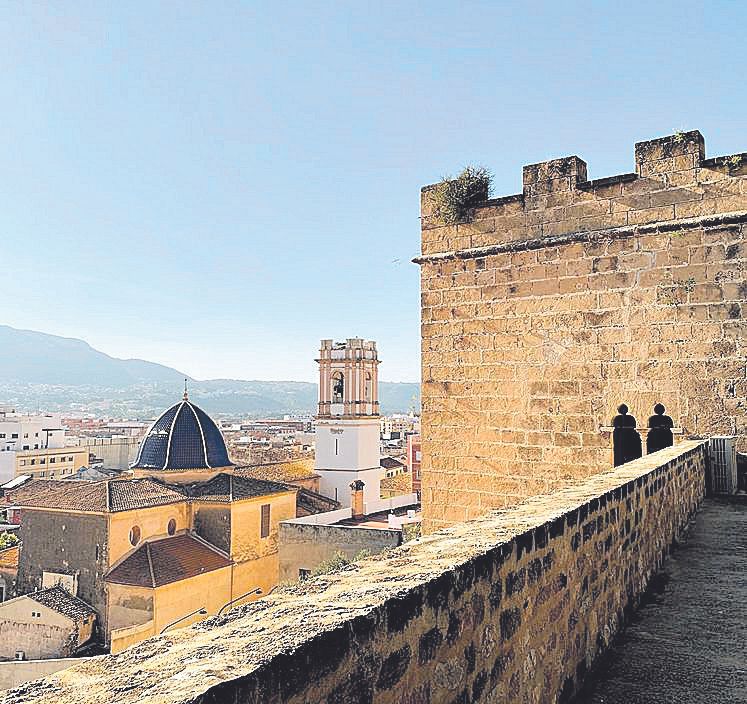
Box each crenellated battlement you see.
[420,130,747,256]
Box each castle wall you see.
[417,131,747,530]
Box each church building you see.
[315,338,383,507]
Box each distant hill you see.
[0,325,189,386]
[0,325,420,417]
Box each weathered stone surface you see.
[1,442,705,704]
[417,131,747,531]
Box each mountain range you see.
[0,325,420,417]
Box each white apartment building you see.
[0,407,86,483]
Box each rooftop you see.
[27,586,96,622]
[181,473,293,503]
[334,503,421,529]
[106,534,232,588]
[0,545,19,569]
[235,458,317,484]
[9,478,186,513]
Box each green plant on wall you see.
[431,165,492,225]
[312,549,372,577]
[725,154,743,173]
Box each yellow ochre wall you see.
[109,567,232,654]
[108,502,190,567]
[229,491,296,600]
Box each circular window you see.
[167,519,177,536]
[129,526,141,546]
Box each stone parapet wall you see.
[417,130,746,530]
[420,131,746,255]
[3,441,705,704]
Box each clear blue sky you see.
[0,2,743,382]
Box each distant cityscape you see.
[0,337,422,685]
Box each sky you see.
[0,2,744,383]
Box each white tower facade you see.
[315,338,382,508]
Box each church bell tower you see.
[315,338,382,508]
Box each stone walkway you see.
[577,497,747,704]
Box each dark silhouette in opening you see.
[646,403,674,454]
[612,404,642,467]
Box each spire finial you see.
[183,378,189,401]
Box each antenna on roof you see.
[183,378,189,401]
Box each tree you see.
[0,532,19,549]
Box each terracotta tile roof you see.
[380,456,406,470]
[235,459,317,484]
[182,473,292,503]
[106,534,231,588]
[380,472,412,495]
[9,479,186,514]
[108,479,185,512]
[0,545,19,569]
[28,586,96,622]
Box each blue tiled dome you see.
[132,398,231,471]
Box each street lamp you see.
[159,607,207,634]
[217,587,262,616]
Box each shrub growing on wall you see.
[431,165,492,225]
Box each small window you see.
[50,457,56,464]
[129,526,141,546]
[0,433,5,438]
[23,433,28,439]
[260,504,270,538]
[40,458,45,464]
[11,433,18,439]
[299,569,311,581]
[167,519,176,536]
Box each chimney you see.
[350,480,365,518]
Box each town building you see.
[9,395,298,653]
[314,339,382,507]
[0,586,95,661]
[0,409,88,483]
[278,481,420,582]
[77,437,140,471]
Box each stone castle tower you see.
[314,338,382,507]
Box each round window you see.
[129,526,141,546]
[167,518,177,536]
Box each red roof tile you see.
[105,534,231,588]
[9,479,186,513]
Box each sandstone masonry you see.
[2,442,705,704]
[416,130,746,530]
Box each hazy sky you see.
[0,2,744,382]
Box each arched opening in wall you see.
[365,372,372,402]
[129,525,141,547]
[167,518,177,536]
[332,372,344,403]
